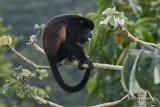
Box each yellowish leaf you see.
[7,36,12,45]
[45,85,51,92]
[23,69,31,76]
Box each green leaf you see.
[87,74,97,94]
[131,17,155,31]
[31,86,49,99]
[100,7,127,28]
[135,50,155,91]
[128,0,142,17]
[134,26,154,42]
[151,1,160,7]
[99,15,112,25]
[36,69,48,80]
[157,28,160,38]
[23,69,31,76]
[129,51,142,96]
[34,24,40,29]
[103,33,117,63]
[154,65,160,84]
[150,98,160,107]
[13,66,24,77]
[121,49,140,92]
[16,91,27,98]
[39,24,45,29]
[2,78,18,94]
[142,44,155,52]
[3,83,11,94]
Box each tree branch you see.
[7,45,123,71]
[35,96,63,107]
[34,94,129,107]
[93,94,129,107]
[32,43,45,54]
[118,24,158,48]
[7,45,50,69]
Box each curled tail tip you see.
[46,55,91,93]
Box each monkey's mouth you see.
[87,38,91,41]
[78,37,91,44]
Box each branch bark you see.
[118,24,158,48]
[7,45,123,71]
[7,45,50,69]
[138,90,147,107]
[93,94,129,107]
[35,96,63,107]
[34,94,129,107]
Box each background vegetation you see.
[0,0,160,106]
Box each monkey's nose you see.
[90,31,93,38]
[89,34,93,38]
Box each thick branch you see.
[118,24,158,48]
[93,94,129,107]
[7,45,123,71]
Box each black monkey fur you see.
[42,14,94,93]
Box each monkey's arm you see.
[67,43,85,62]
[66,43,93,70]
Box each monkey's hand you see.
[78,59,94,70]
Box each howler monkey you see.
[42,14,94,93]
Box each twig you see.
[118,24,158,48]
[35,96,63,107]
[32,43,45,54]
[147,91,154,101]
[92,94,129,107]
[6,45,123,71]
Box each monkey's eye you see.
[79,20,85,27]
[80,20,84,23]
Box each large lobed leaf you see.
[122,45,160,95]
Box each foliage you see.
[0,15,16,106]
[34,24,45,30]
[150,99,160,107]
[100,7,127,29]
[86,0,160,106]
[3,66,48,99]
[122,45,160,96]
[100,7,160,102]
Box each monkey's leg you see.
[68,52,76,62]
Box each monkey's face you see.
[78,28,93,44]
[78,19,94,44]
